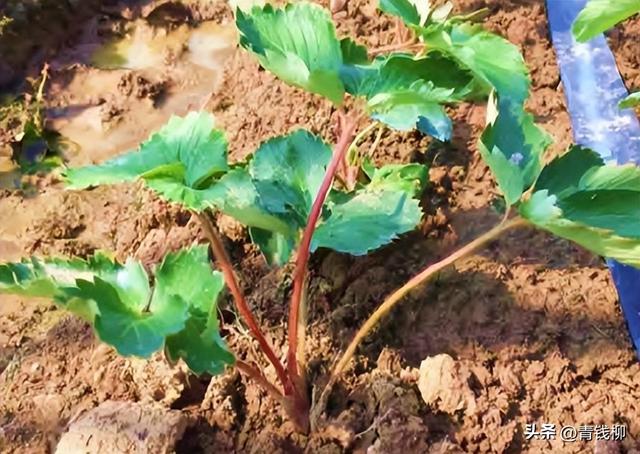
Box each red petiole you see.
[197,211,292,394]
[286,113,358,382]
[197,113,359,433]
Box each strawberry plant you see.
[2,0,640,434]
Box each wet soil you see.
[1,0,640,453]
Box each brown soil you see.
[2,0,640,453]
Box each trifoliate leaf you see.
[519,146,640,267]
[535,145,640,194]
[311,190,422,255]
[478,99,552,206]
[520,190,640,267]
[249,130,332,224]
[620,92,640,109]
[236,2,345,103]
[0,246,235,372]
[196,129,426,262]
[341,51,481,103]
[420,22,530,107]
[204,130,332,265]
[342,53,473,140]
[65,111,228,211]
[572,0,640,42]
[365,54,475,101]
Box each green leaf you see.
[340,38,369,65]
[620,92,640,109]
[338,37,375,97]
[144,173,223,211]
[236,2,345,104]
[519,146,640,267]
[339,57,379,97]
[213,131,425,261]
[421,22,530,107]
[73,277,187,357]
[363,160,428,197]
[379,0,421,25]
[165,315,234,375]
[162,127,425,263]
[572,0,640,42]
[0,252,124,320]
[535,145,640,195]
[249,228,296,266]
[340,54,378,96]
[65,111,228,211]
[109,259,151,309]
[207,169,293,235]
[153,246,224,314]
[0,246,235,372]
[0,259,63,299]
[379,0,454,25]
[342,53,473,140]
[520,190,640,268]
[534,146,604,199]
[64,144,173,189]
[365,54,474,100]
[204,130,333,265]
[161,247,234,374]
[249,130,332,224]
[478,99,552,205]
[311,190,422,255]
[558,190,640,238]
[579,164,640,191]
[368,80,453,140]
[342,51,480,101]
[54,253,188,357]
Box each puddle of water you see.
[48,20,236,166]
[91,20,191,70]
[187,22,237,70]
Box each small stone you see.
[417,354,476,415]
[55,400,189,454]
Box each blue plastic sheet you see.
[546,0,640,354]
